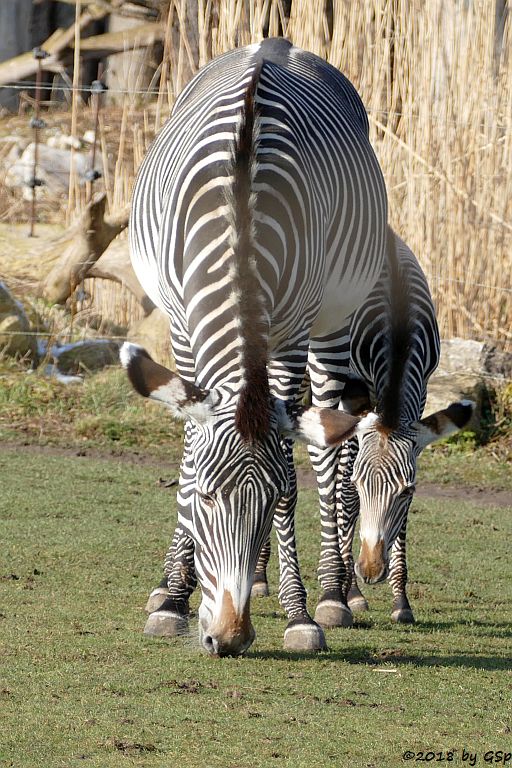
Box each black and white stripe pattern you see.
[312,231,442,626]
[129,38,388,654]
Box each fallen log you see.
[0,12,96,86]
[88,236,155,315]
[73,22,165,60]
[39,192,130,305]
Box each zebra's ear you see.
[120,343,211,423]
[412,400,475,451]
[341,374,372,416]
[277,402,361,448]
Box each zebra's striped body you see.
[125,38,389,655]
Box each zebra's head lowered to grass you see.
[342,230,475,588]
[345,393,474,585]
[121,342,361,656]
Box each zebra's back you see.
[130,37,387,392]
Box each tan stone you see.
[127,308,173,368]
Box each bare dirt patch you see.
[295,467,511,509]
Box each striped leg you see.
[310,443,353,628]
[145,523,192,613]
[144,423,198,637]
[252,537,271,597]
[276,439,327,651]
[389,513,415,623]
[337,438,369,613]
[308,339,353,628]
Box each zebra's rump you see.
[130,37,387,394]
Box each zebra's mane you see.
[228,62,270,445]
[377,229,415,432]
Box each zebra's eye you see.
[402,485,416,497]
[197,490,215,508]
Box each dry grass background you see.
[1,0,511,351]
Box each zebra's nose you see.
[202,628,255,657]
[356,538,388,584]
[203,634,220,656]
[201,590,256,657]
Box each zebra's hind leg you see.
[276,440,326,652]
[389,517,415,624]
[251,536,271,597]
[144,526,196,637]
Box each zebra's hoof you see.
[145,587,170,614]
[143,610,188,637]
[314,600,353,628]
[391,608,415,624]
[348,594,369,613]
[251,580,270,598]
[283,620,327,652]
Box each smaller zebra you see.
[309,229,474,628]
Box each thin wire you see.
[0,80,509,124]
[429,277,512,295]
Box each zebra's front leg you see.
[143,523,196,637]
[346,573,369,613]
[310,444,353,628]
[389,516,415,624]
[144,423,198,637]
[251,537,271,597]
[145,523,194,613]
[337,441,369,614]
[340,513,369,614]
[276,440,326,652]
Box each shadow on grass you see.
[410,619,512,638]
[249,648,511,671]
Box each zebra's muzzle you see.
[199,590,255,657]
[355,539,389,584]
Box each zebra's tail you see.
[378,227,415,431]
[229,62,270,445]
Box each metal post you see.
[84,68,107,200]
[28,47,49,238]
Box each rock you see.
[425,338,511,426]
[0,282,37,359]
[53,340,120,374]
[482,345,512,380]
[4,143,102,199]
[127,308,172,368]
[46,133,82,151]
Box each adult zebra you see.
[122,37,390,656]
[308,229,475,629]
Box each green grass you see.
[0,448,510,767]
[0,365,184,464]
[1,363,511,489]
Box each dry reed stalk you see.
[155,2,175,132]
[98,113,112,211]
[66,0,82,226]
[318,0,512,350]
